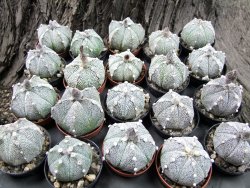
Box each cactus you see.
[0,118,45,166]
[108,49,144,82]
[47,136,92,181]
[51,87,104,137]
[26,44,63,78]
[106,82,150,121]
[181,18,215,49]
[103,121,157,173]
[148,51,189,90]
[148,27,179,55]
[70,29,104,58]
[109,17,145,52]
[213,122,250,166]
[200,70,243,117]
[188,44,226,80]
[10,75,57,121]
[38,20,72,53]
[160,137,212,187]
[153,90,194,130]
[63,47,105,90]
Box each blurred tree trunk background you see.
[0,0,250,122]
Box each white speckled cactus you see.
[26,44,63,78]
[51,87,104,137]
[0,118,45,166]
[70,29,104,58]
[106,82,149,121]
[161,137,212,187]
[109,17,145,52]
[200,70,243,116]
[108,49,144,82]
[188,44,226,80]
[181,18,215,49]
[63,46,105,90]
[103,121,157,173]
[213,122,250,166]
[149,27,179,55]
[10,76,57,121]
[148,51,189,90]
[47,136,92,181]
[153,90,194,130]
[38,20,72,53]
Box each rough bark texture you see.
[0,0,250,122]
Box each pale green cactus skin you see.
[51,87,104,137]
[70,29,104,58]
[38,20,72,53]
[103,121,156,173]
[108,49,143,82]
[161,137,211,187]
[213,122,250,166]
[109,17,145,52]
[0,118,45,166]
[153,90,194,130]
[106,82,149,120]
[181,18,215,49]
[188,44,225,80]
[26,44,63,78]
[47,136,92,182]
[148,51,189,90]
[149,27,179,55]
[201,71,243,117]
[10,75,57,121]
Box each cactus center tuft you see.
[226,70,237,84]
[127,128,138,143]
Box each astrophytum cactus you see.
[10,75,57,121]
[0,118,45,166]
[109,17,145,52]
[38,20,72,53]
[103,121,157,174]
[63,47,105,90]
[47,136,92,181]
[148,27,179,55]
[161,137,212,187]
[188,44,226,80]
[181,18,215,49]
[26,44,63,78]
[148,51,189,90]
[213,122,250,166]
[51,87,104,137]
[106,82,150,121]
[108,49,144,82]
[153,90,194,130]
[200,70,243,117]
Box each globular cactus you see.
[200,70,243,117]
[153,90,194,130]
[26,44,63,78]
[0,118,45,166]
[106,82,150,121]
[103,121,157,173]
[38,20,72,53]
[70,29,104,58]
[10,75,57,121]
[148,27,179,55]
[51,87,104,137]
[181,18,215,49]
[213,122,250,166]
[161,137,212,187]
[148,51,189,90]
[63,47,105,90]
[188,44,226,80]
[47,136,92,181]
[109,17,145,52]
[108,49,144,82]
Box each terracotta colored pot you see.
[33,115,53,126]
